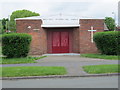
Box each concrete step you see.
[42,53,80,56]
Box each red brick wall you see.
[16,19,105,55]
[16,20,47,55]
[72,28,80,53]
[79,19,104,54]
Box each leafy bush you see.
[2,33,32,58]
[93,31,119,55]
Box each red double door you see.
[52,31,69,53]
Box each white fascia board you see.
[15,18,41,20]
[41,25,80,28]
[15,16,42,20]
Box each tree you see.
[9,9,40,32]
[0,20,2,34]
[0,18,9,33]
[104,17,116,31]
[1,18,8,29]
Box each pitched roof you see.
[16,14,80,27]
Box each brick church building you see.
[16,14,108,55]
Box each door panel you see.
[52,31,69,53]
[61,32,69,53]
[52,32,60,47]
[52,32,60,53]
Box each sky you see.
[0,0,119,24]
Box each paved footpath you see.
[1,56,118,76]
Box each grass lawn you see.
[83,64,120,74]
[1,66,67,77]
[0,56,46,64]
[80,54,118,60]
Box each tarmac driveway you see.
[2,56,118,76]
[36,56,118,75]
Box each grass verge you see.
[1,66,67,77]
[0,56,46,64]
[83,64,120,74]
[80,54,118,60]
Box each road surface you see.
[2,76,118,88]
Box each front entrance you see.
[52,31,69,53]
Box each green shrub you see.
[2,33,32,58]
[93,31,119,55]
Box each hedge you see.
[2,33,32,58]
[0,34,2,43]
[93,31,120,55]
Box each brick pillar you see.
[79,19,104,54]
[16,19,47,55]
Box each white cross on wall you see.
[88,26,97,43]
